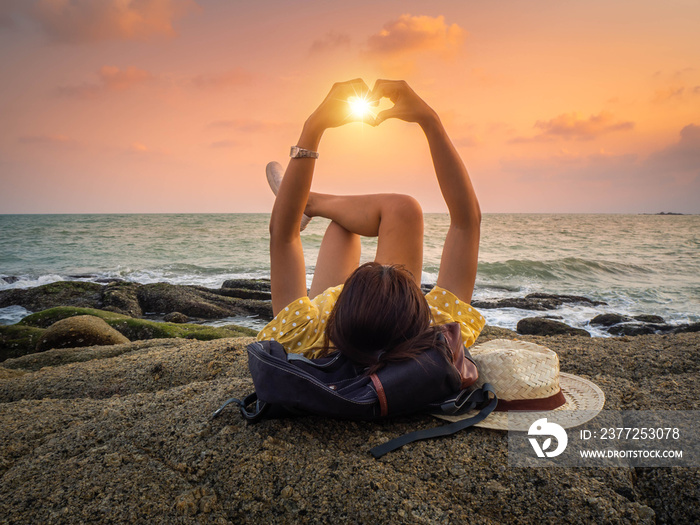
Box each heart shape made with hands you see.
[346,93,395,123]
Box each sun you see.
[347,95,374,119]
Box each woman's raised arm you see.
[269,79,371,314]
[371,80,481,303]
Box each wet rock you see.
[590,313,633,326]
[473,293,605,311]
[633,314,665,324]
[36,315,130,352]
[0,276,20,284]
[607,323,679,336]
[516,317,591,337]
[608,324,656,336]
[672,322,700,334]
[101,281,142,317]
[216,288,271,300]
[137,283,272,320]
[221,279,271,292]
[163,312,188,324]
[0,281,104,311]
[1,280,272,323]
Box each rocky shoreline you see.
[3,279,699,362]
[1,329,699,523]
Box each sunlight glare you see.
[348,95,373,119]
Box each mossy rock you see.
[19,307,125,328]
[3,307,256,360]
[0,324,46,361]
[0,281,103,310]
[35,315,130,352]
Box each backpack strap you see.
[369,384,497,459]
[212,393,269,422]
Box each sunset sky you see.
[1,0,698,214]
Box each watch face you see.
[290,146,300,157]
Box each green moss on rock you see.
[0,325,46,361]
[19,307,125,328]
[3,307,256,360]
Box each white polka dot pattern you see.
[256,284,486,357]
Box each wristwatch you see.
[290,146,319,159]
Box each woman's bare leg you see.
[308,221,361,298]
[306,192,424,293]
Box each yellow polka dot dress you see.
[257,285,485,358]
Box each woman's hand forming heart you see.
[370,79,437,128]
[306,78,373,132]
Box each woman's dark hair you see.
[321,262,450,373]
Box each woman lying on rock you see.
[258,78,485,370]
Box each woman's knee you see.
[385,194,423,229]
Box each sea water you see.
[1,213,698,336]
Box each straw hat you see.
[435,339,605,431]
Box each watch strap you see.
[290,146,319,159]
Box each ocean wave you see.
[478,257,654,283]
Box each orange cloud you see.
[512,111,635,142]
[130,142,149,152]
[652,86,686,103]
[364,14,466,59]
[57,66,152,98]
[31,0,198,43]
[309,31,351,54]
[652,85,700,104]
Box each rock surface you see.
[590,313,633,326]
[163,312,189,324]
[0,280,273,320]
[0,281,104,311]
[517,317,591,337]
[473,292,605,311]
[1,332,698,523]
[35,315,130,352]
[590,313,699,337]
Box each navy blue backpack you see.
[213,323,497,458]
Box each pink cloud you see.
[364,14,466,59]
[0,0,23,29]
[18,133,73,144]
[511,111,635,143]
[192,69,253,90]
[210,140,236,149]
[31,0,199,43]
[309,31,351,54]
[648,123,700,173]
[57,66,152,98]
[496,124,700,212]
[206,119,287,133]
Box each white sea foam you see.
[0,305,31,325]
